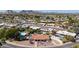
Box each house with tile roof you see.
[31,34,49,41]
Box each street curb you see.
[6,41,26,48]
[53,42,73,48]
[6,40,67,48]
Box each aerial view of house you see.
[0,10,79,48]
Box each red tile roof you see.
[32,34,49,40]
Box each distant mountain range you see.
[0,10,43,14]
[0,10,79,14]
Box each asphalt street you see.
[1,43,25,48]
[1,40,79,48]
[54,41,79,48]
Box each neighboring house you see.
[56,31,76,37]
[19,32,27,40]
[40,26,63,32]
[18,32,29,40]
[50,35,63,45]
[0,23,5,28]
[4,23,17,28]
[0,23,4,26]
[47,19,54,22]
[55,34,64,40]
[46,23,55,26]
[40,26,53,32]
[40,19,47,23]
[40,27,49,31]
[40,19,54,23]
[27,19,35,23]
[31,34,49,41]
[21,24,29,28]
[30,26,40,30]
[51,35,61,40]
[37,23,45,26]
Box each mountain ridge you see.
[0,10,79,14]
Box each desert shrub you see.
[62,35,75,43]
[73,44,79,48]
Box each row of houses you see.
[0,23,17,28]
[0,21,63,31]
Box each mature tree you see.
[67,16,77,26]
[46,16,50,19]
[29,29,42,34]
[5,28,19,39]
[0,29,6,39]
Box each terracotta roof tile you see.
[32,34,49,40]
